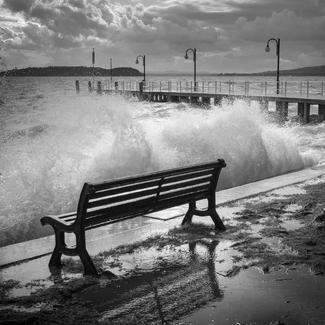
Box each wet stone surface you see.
[1,175,325,324]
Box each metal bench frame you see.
[41,159,226,275]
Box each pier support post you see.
[304,103,311,123]
[259,99,269,111]
[214,96,222,106]
[275,101,288,121]
[202,97,211,106]
[298,102,304,119]
[318,104,325,120]
[88,81,92,92]
[170,95,179,102]
[298,102,311,123]
[190,97,199,104]
[180,96,190,103]
[75,80,80,94]
[97,81,102,94]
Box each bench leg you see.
[76,232,98,276]
[49,229,65,268]
[181,202,195,226]
[79,250,98,276]
[210,210,226,231]
[182,200,226,231]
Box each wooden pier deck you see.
[86,79,325,123]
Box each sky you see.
[0,0,325,74]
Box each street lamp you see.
[265,38,280,94]
[135,55,146,82]
[110,58,112,82]
[184,48,197,91]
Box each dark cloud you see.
[1,0,324,71]
[3,0,35,14]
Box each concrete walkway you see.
[1,165,325,268]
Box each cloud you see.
[1,0,325,71]
[234,9,325,41]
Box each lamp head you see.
[265,46,270,52]
[135,59,139,64]
[184,53,188,59]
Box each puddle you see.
[272,186,306,196]
[179,266,325,325]
[281,217,304,231]
[0,255,83,297]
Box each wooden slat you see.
[89,161,221,191]
[161,169,214,184]
[84,189,210,228]
[85,184,211,224]
[89,168,213,200]
[87,175,212,209]
[90,178,161,199]
[87,187,158,209]
[160,176,212,193]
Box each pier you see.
[85,79,325,123]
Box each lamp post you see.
[184,48,196,91]
[110,58,112,82]
[92,48,95,90]
[135,55,146,82]
[265,38,280,94]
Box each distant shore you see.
[1,64,325,77]
[0,66,143,77]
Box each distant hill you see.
[148,65,325,77]
[0,66,143,77]
[261,65,325,76]
[213,65,325,77]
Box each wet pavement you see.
[1,165,325,324]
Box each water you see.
[0,75,324,247]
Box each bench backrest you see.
[76,159,226,229]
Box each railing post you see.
[202,81,204,93]
[300,81,302,96]
[215,81,217,94]
[228,82,231,94]
[307,81,309,98]
[191,81,193,93]
[322,81,324,97]
[265,81,267,96]
[180,81,182,93]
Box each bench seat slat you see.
[85,184,211,221]
[87,187,158,209]
[84,189,210,228]
[90,162,220,191]
[85,191,208,228]
[87,176,212,209]
[89,169,214,200]
[90,178,161,199]
[85,183,211,218]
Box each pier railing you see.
[102,80,325,99]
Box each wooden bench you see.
[41,159,226,275]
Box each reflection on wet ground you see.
[179,266,325,325]
[77,240,225,324]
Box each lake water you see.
[0,75,325,247]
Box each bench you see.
[41,159,226,275]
